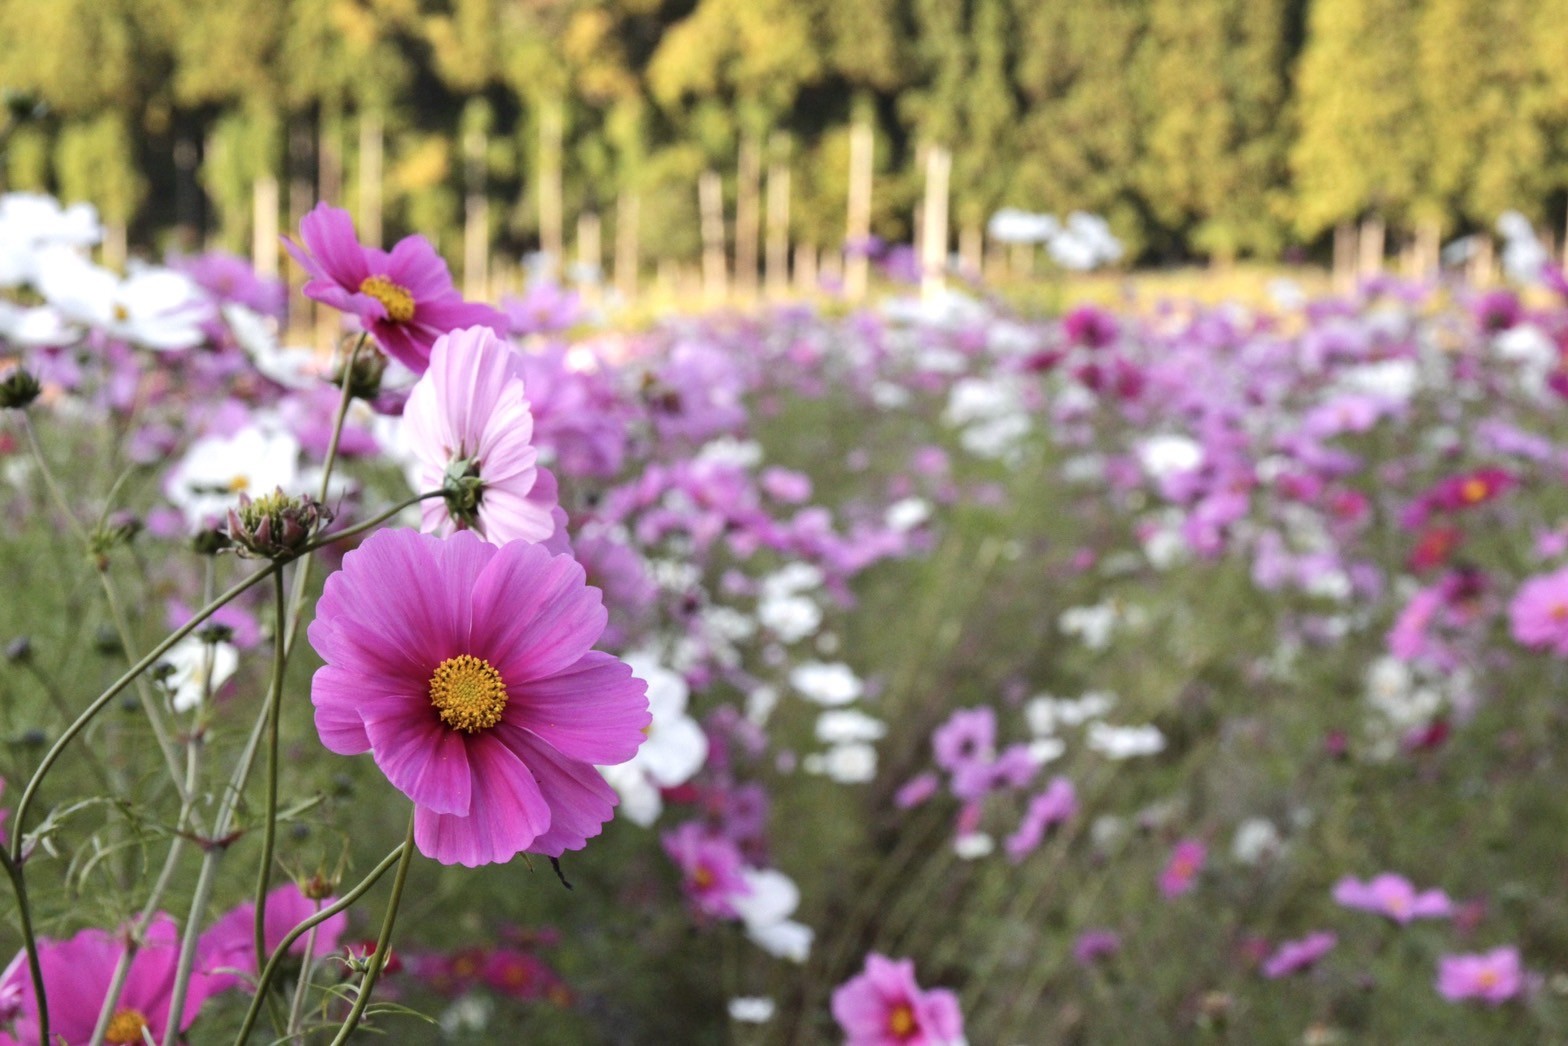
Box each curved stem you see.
[285,916,321,1041]
[252,570,288,998]
[0,847,48,1044]
[328,811,417,1046]
[295,490,443,558]
[8,561,279,862]
[97,568,188,804]
[20,413,87,545]
[232,840,409,1045]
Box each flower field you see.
[5,193,1568,1043]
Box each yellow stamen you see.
[105,1008,150,1045]
[429,654,508,733]
[888,1002,916,1037]
[359,274,416,324]
[1460,478,1489,504]
[228,474,250,493]
[693,865,716,890]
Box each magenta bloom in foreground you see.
[199,883,349,993]
[308,528,650,866]
[404,325,560,546]
[1509,566,1568,656]
[1333,873,1451,924]
[8,913,213,1044]
[1261,931,1337,979]
[831,953,965,1046]
[1158,838,1206,899]
[284,203,505,373]
[1437,946,1523,1005]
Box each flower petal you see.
[413,733,550,866]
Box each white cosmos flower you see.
[224,303,321,389]
[987,208,1059,245]
[601,652,709,827]
[733,868,813,962]
[728,997,776,1024]
[0,193,101,289]
[1086,722,1166,760]
[803,742,878,784]
[157,636,238,713]
[36,249,208,350]
[789,661,864,706]
[815,710,887,744]
[757,592,821,644]
[165,426,301,528]
[0,300,73,347]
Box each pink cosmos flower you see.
[8,913,215,1044]
[198,883,350,993]
[1072,930,1121,966]
[1333,873,1452,924]
[1509,565,1568,656]
[307,528,650,866]
[1158,838,1206,899]
[284,203,506,374]
[1261,932,1337,978]
[661,822,752,919]
[1436,946,1523,1005]
[831,953,965,1046]
[1004,776,1077,862]
[404,326,561,547]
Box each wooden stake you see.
[794,242,818,294]
[845,118,873,301]
[252,174,279,279]
[576,211,602,303]
[958,223,982,280]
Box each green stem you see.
[233,840,409,1045]
[97,568,189,804]
[8,561,279,862]
[252,570,288,1004]
[328,811,417,1046]
[294,490,443,558]
[0,846,48,1045]
[282,334,365,658]
[20,413,87,545]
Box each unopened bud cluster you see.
[0,367,41,409]
[226,489,331,559]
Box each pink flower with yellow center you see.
[284,203,506,374]
[307,528,650,866]
[831,953,965,1046]
[1509,565,1568,656]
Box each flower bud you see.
[4,636,31,663]
[226,488,331,559]
[331,336,387,401]
[192,528,232,556]
[0,367,41,409]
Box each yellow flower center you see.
[1460,478,1489,504]
[228,474,251,493]
[105,1008,150,1044]
[429,654,508,733]
[359,274,416,324]
[1477,968,1500,989]
[692,865,716,890]
[888,1002,916,1038]
[1554,604,1568,623]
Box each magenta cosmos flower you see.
[1261,931,1337,979]
[831,953,965,1046]
[1437,946,1523,1004]
[1158,838,1206,899]
[404,325,561,546]
[1509,565,1568,656]
[661,821,751,919]
[199,882,350,993]
[308,528,649,866]
[284,203,506,373]
[1333,873,1451,924]
[8,913,214,1044]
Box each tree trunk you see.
[538,99,564,278]
[844,118,873,302]
[1356,215,1385,282]
[958,222,982,279]
[698,169,728,303]
[1332,221,1355,296]
[357,111,383,248]
[765,157,790,298]
[289,118,317,333]
[734,133,760,300]
[576,211,601,303]
[920,145,952,300]
[615,190,640,301]
[794,243,818,294]
[251,174,279,279]
[463,126,489,299]
[318,97,342,207]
